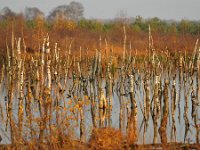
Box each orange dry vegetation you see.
[127,130,138,145]
[0,17,198,61]
[89,127,127,150]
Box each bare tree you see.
[0,7,16,20]
[48,5,69,21]
[68,1,84,21]
[48,1,84,21]
[24,7,44,20]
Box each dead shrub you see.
[89,127,125,150]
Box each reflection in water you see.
[1,64,200,145]
[159,79,169,144]
[0,43,200,145]
[171,75,177,142]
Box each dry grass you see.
[0,138,88,150]
[89,127,127,150]
[127,130,137,145]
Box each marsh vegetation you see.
[0,24,199,150]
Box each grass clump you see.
[89,127,127,150]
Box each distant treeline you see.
[0,3,199,59]
[0,3,200,35]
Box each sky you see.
[0,0,200,21]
